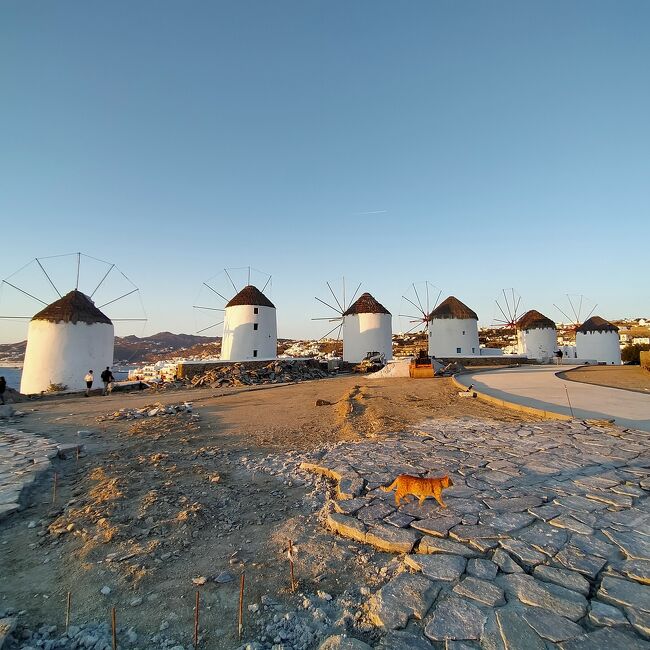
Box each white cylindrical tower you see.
[516,310,557,361]
[221,285,277,361]
[342,293,392,363]
[427,296,480,357]
[576,316,621,365]
[20,291,114,394]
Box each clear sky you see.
[1,1,649,344]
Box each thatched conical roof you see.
[577,316,619,334]
[517,310,556,331]
[429,296,478,321]
[32,290,112,325]
[226,285,275,308]
[343,292,390,316]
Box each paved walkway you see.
[298,417,650,647]
[456,366,650,432]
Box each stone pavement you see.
[302,418,650,647]
[0,427,75,522]
[456,366,650,432]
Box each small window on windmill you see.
[457,347,462,354]
[254,307,258,314]
[462,330,466,335]
[253,349,258,357]
[253,323,258,331]
[472,347,476,353]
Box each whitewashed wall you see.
[428,318,480,357]
[576,331,621,365]
[517,327,557,360]
[21,321,114,394]
[221,304,277,361]
[343,313,393,363]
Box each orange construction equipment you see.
[409,350,434,378]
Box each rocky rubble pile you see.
[189,361,329,388]
[95,402,195,422]
[0,611,190,649]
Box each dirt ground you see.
[0,375,536,648]
[561,365,650,393]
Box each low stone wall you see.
[176,358,323,380]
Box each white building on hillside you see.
[342,292,393,363]
[428,296,480,357]
[575,316,621,365]
[21,290,114,394]
[221,285,277,361]
[516,310,557,361]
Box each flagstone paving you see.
[301,417,650,647]
[0,427,70,522]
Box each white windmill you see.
[313,278,392,363]
[193,267,277,361]
[0,253,146,394]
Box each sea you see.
[0,367,22,390]
[0,366,132,391]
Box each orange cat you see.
[381,474,453,507]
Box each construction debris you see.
[189,360,329,388]
[95,402,195,422]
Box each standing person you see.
[84,370,94,397]
[100,366,115,396]
[0,376,6,405]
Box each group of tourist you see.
[84,367,115,397]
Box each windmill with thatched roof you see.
[516,309,557,361]
[0,253,145,394]
[575,316,621,365]
[427,296,480,358]
[193,267,277,361]
[313,279,392,363]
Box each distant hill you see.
[0,332,218,365]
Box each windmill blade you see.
[97,288,139,309]
[433,289,442,313]
[347,282,362,309]
[326,282,344,313]
[402,295,426,317]
[426,283,430,315]
[224,268,238,292]
[405,321,426,335]
[398,314,425,320]
[193,305,225,311]
[203,282,230,303]
[502,289,514,323]
[315,296,342,315]
[335,322,343,341]
[495,299,511,326]
[35,258,61,298]
[413,284,425,314]
[90,263,115,298]
[567,295,580,324]
[311,317,344,321]
[1,280,48,306]
[319,322,343,340]
[584,303,597,321]
[553,303,574,324]
[261,275,272,293]
[196,320,224,334]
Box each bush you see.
[46,382,68,393]
[621,344,650,365]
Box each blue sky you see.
[1,1,649,343]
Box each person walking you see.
[100,366,115,396]
[84,370,94,397]
[0,376,6,405]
